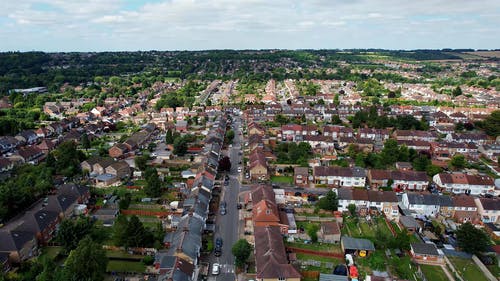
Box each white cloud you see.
[0,0,498,51]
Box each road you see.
[210,114,243,281]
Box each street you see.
[209,114,243,281]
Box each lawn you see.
[270,176,294,184]
[41,246,62,259]
[296,253,341,274]
[286,241,342,253]
[448,257,489,281]
[343,216,393,238]
[420,264,448,281]
[106,260,146,273]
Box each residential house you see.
[318,221,341,244]
[0,230,37,264]
[109,143,128,158]
[433,173,495,195]
[452,195,480,224]
[478,144,500,162]
[474,198,500,224]
[16,146,44,164]
[254,226,301,281]
[105,161,131,180]
[0,158,14,173]
[294,167,309,187]
[410,243,444,264]
[394,130,438,142]
[313,166,366,187]
[401,193,453,218]
[336,188,399,220]
[249,150,268,181]
[15,130,38,145]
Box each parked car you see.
[237,167,242,173]
[212,263,220,275]
[237,203,242,209]
[215,237,223,248]
[220,207,226,215]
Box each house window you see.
[278,277,286,281]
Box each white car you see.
[212,263,220,275]
[237,167,242,173]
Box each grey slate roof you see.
[399,216,420,229]
[411,242,439,256]
[407,193,453,206]
[341,236,375,251]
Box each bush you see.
[142,255,154,265]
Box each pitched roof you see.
[321,221,341,235]
[254,226,301,279]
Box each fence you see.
[300,271,320,279]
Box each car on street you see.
[237,203,242,209]
[215,237,223,248]
[214,248,221,256]
[220,201,227,208]
[237,167,242,172]
[220,207,226,215]
[212,263,220,275]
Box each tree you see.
[144,167,161,197]
[450,154,467,170]
[165,129,174,144]
[80,132,90,150]
[112,215,129,246]
[412,154,431,171]
[317,190,338,211]
[63,237,107,281]
[456,222,492,254]
[381,139,399,166]
[225,129,235,144]
[56,217,94,253]
[232,239,253,268]
[481,110,500,137]
[219,156,231,172]
[347,204,357,217]
[125,215,154,248]
[52,141,85,177]
[306,224,319,243]
[134,155,148,171]
[452,86,463,97]
[173,137,188,156]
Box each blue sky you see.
[0,0,499,52]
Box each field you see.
[420,264,448,281]
[448,257,489,281]
[106,260,146,273]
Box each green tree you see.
[112,215,129,246]
[218,156,231,172]
[56,217,94,253]
[173,137,188,156]
[134,155,148,171]
[306,224,319,243]
[80,132,90,150]
[347,204,357,217]
[452,86,463,97]
[456,222,492,254]
[225,129,235,144]
[125,215,154,248]
[63,237,107,281]
[481,110,500,137]
[165,129,174,144]
[317,190,338,211]
[450,154,467,170]
[412,154,431,171]
[144,167,161,197]
[232,239,253,268]
[52,141,85,177]
[381,139,399,166]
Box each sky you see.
[0,0,499,52]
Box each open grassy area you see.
[270,176,293,184]
[420,264,448,281]
[41,246,62,259]
[106,260,146,273]
[286,241,342,253]
[296,253,341,274]
[448,257,489,281]
[343,216,393,238]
